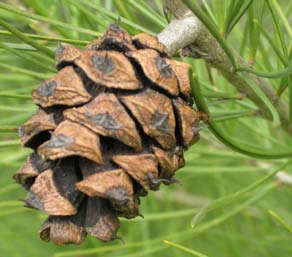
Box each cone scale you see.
[14,24,204,245]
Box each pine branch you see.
[158,0,292,134]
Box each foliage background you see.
[1,0,292,256]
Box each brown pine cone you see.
[13,24,204,245]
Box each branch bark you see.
[158,0,292,134]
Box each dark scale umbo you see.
[155,56,172,78]
[151,112,170,134]
[14,24,206,245]
[45,134,75,148]
[87,113,120,130]
[91,54,116,74]
[37,80,57,97]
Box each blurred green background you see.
[1,0,292,256]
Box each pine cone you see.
[14,24,203,245]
